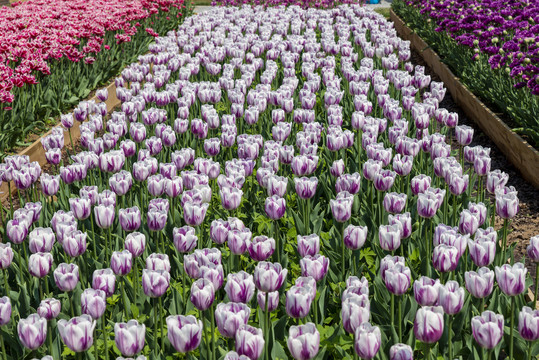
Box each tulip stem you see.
[159,296,164,351]
[121,278,128,320]
[7,182,13,218]
[274,221,280,264]
[210,303,216,360]
[48,322,54,358]
[534,264,539,309]
[390,294,394,332]
[182,259,187,309]
[202,310,210,360]
[398,296,402,343]
[38,279,43,300]
[448,315,453,360]
[264,291,269,360]
[154,298,158,355]
[0,330,7,360]
[510,295,515,360]
[501,219,508,266]
[2,269,9,297]
[425,343,431,360]
[133,260,138,309]
[527,339,533,360]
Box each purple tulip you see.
[254,261,287,293]
[294,176,318,199]
[247,235,275,262]
[183,202,209,226]
[146,253,170,272]
[92,268,116,297]
[220,186,243,211]
[388,213,412,239]
[519,306,539,341]
[343,225,368,250]
[330,196,353,223]
[383,192,407,214]
[468,238,496,267]
[413,276,441,307]
[210,219,229,245]
[7,219,28,244]
[286,285,313,319]
[390,343,413,360]
[29,252,53,278]
[119,207,141,232]
[18,314,47,350]
[0,296,10,327]
[495,190,519,219]
[81,288,106,319]
[384,263,411,296]
[458,209,479,236]
[495,263,527,296]
[374,169,396,192]
[228,228,251,255]
[336,173,361,195]
[471,311,504,349]
[439,281,464,315]
[215,302,250,338]
[125,232,146,257]
[379,224,401,252]
[486,170,509,194]
[465,267,494,299]
[330,160,345,178]
[142,269,170,297]
[342,293,370,334]
[57,314,96,352]
[190,278,215,311]
[414,306,444,344]
[527,235,539,262]
[94,205,115,229]
[111,250,133,276]
[291,155,318,177]
[257,290,279,312]
[28,228,55,254]
[297,234,320,257]
[265,195,286,220]
[167,315,203,353]
[147,209,167,232]
[417,193,439,218]
[173,226,198,253]
[225,271,255,304]
[287,322,320,360]
[235,324,264,360]
[300,255,329,282]
[53,263,79,292]
[0,243,14,269]
[115,320,145,357]
[267,175,288,198]
[62,230,87,258]
[432,244,459,273]
[345,276,369,297]
[354,323,381,360]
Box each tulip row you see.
[0,4,538,360]
[0,0,189,152]
[391,0,539,148]
[211,0,362,8]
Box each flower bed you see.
[0,4,538,360]
[210,0,361,8]
[392,0,539,148]
[0,0,188,153]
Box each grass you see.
[374,7,390,18]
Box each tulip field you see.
[1,4,539,360]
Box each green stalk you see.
[510,296,515,360]
[425,343,431,360]
[390,294,394,331]
[47,322,53,358]
[210,303,216,360]
[154,298,158,355]
[264,291,269,360]
[69,294,75,317]
[7,182,13,218]
[121,278,128,320]
[203,310,209,360]
[0,330,7,360]
[398,296,402,343]
[102,316,109,360]
[2,269,9,297]
[159,296,164,350]
[274,221,280,264]
[527,339,533,360]
[501,218,508,266]
[535,264,539,309]
[448,315,453,360]
[133,260,138,310]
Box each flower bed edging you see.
[0,80,120,202]
[390,9,539,190]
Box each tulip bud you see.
[142,269,170,298]
[414,306,444,344]
[81,288,106,319]
[114,320,145,357]
[354,323,381,360]
[92,268,116,297]
[57,315,96,352]
[18,314,47,350]
[439,281,465,315]
[390,343,413,360]
[235,324,265,360]
[287,323,320,360]
[29,252,53,278]
[413,276,441,307]
[0,296,11,325]
[495,263,527,296]
[471,311,504,349]
[214,302,251,338]
[166,315,203,353]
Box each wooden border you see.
[0,81,120,202]
[390,10,539,189]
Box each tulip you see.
[486,170,509,194]
[330,197,353,223]
[468,238,496,267]
[459,209,479,235]
[410,174,431,195]
[383,192,407,214]
[465,267,495,299]
[0,297,11,325]
[119,207,141,232]
[63,231,87,258]
[228,228,251,255]
[54,263,79,292]
[384,263,411,296]
[354,323,381,360]
[28,228,55,254]
[287,322,320,360]
[173,226,198,253]
[167,315,203,353]
[297,234,320,257]
[18,314,47,350]
[438,281,464,315]
[341,293,370,334]
[124,232,146,258]
[92,269,116,297]
[29,252,53,278]
[210,219,229,245]
[7,219,28,244]
[225,271,255,304]
[142,269,170,298]
[147,209,167,232]
[94,205,115,229]
[111,250,132,276]
[254,261,287,293]
[495,191,519,219]
[300,255,329,282]
[81,288,106,319]
[69,198,91,220]
[146,253,171,272]
[247,235,275,262]
[471,311,504,349]
[214,302,250,338]
[432,244,459,273]
[413,276,440,307]
[374,169,395,191]
[191,278,215,311]
[495,263,527,297]
[267,175,288,198]
[57,314,96,352]
[519,306,539,343]
[417,193,439,219]
[235,324,265,360]
[0,243,14,269]
[115,320,145,357]
[220,186,243,211]
[343,225,368,250]
[183,202,209,226]
[414,306,444,344]
[286,285,314,319]
[264,195,286,220]
[390,343,413,360]
[37,298,62,320]
[256,290,279,312]
[379,224,401,252]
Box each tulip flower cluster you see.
[0,4,537,360]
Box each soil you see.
[411,50,539,300]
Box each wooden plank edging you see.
[390,10,539,189]
[0,80,120,202]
